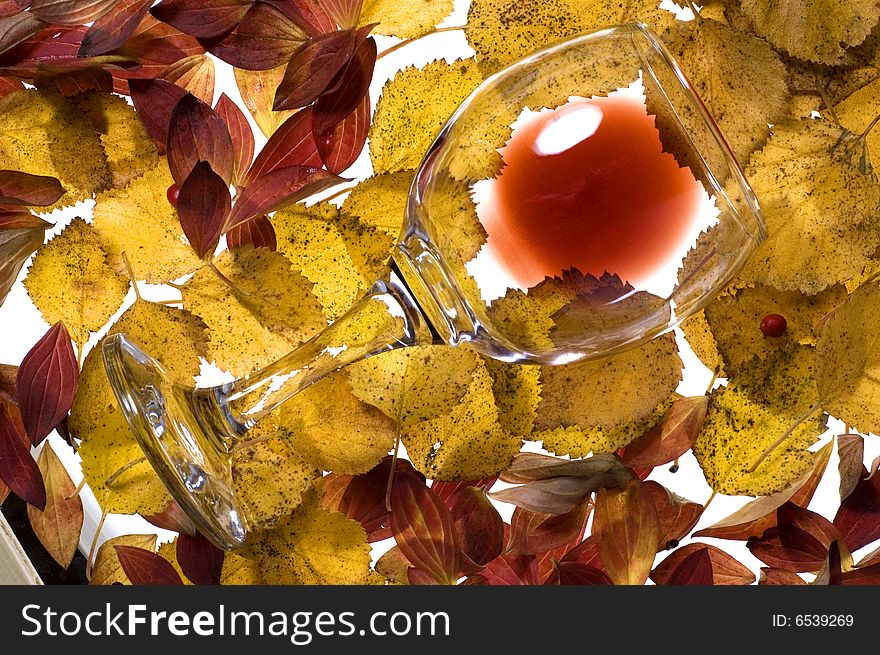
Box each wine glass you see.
[103,23,764,550]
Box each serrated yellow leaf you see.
[341,170,412,237]
[157,540,191,585]
[24,218,129,349]
[181,247,324,375]
[234,66,295,138]
[0,89,108,207]
[681,310,725,376]
[77,92,159,189]
[90,534,158,585]
[360,0,455,39]
[93,160,203,284]
[273,202,393,320]
[221,552,265,585]
[482,357,541,437]
[741,0,880,64]
[71,301,208,515]
[738,119,880,294]
[694,345,824,495]
[834,77,880,177]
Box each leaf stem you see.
[859,111,880,140]
[105,457,146,488]
[85,508,108,582]
[208,259,251,299]
[376,25,466,61]
[121,251,142,303]
[748,400,823,473]
[703,489,717,510]
[684,0,703,21]
[318,181,361,204]
[66,476,86,501]
[385,433,402,513]
[705,369,719,396]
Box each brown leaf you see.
[214,93,254,185]
[507,498,590,556]
[263,0,335,37]
[0,1,28,19]
[0,364,15,399]
[274,28,358,111]
[177,161,231,258]
[749,502,841,572]
[491,477,602,514]
[661,548,714,586]
[0,13,46,58]
[652,543,755,585]
[311,33,375,133]
[0,398,44,509]
[142,499,196,536]
[391,473,459,585]
[560,535,603,570]
[226,214,276,251]
[26,442,83,569]
[150,0,252,39]
[813,540,844,586]
[500,452,630,483]
[759,567,807,585]
[209,3,307,71]
[622,395,708,469]
[0,75,22,98]
[159,54,215,106]
[320,0,363,28]
[834,469,880,552]
[432,477,496,507]
[643,481,703,550]
[545,561,612,585]
[593,479,659,585]
[16,322,78,445]
[450,486,503,568]
[30,0,117,24]
[167,93,235,186]
[838,434,865,501]
[243,108,321,184]
[176,532,224,584]
[48,68,114,97]
[0,170,64,206]
[224,165,341,231]
[79,0,154,57]
[114,545,184,585]
[0,218,45,309]
[841,562,880,585]
[128,78,189,151]
[316,91,369,173]
[481,530,538,586]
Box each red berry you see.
[166,184,179,207]
[760,313,787,338]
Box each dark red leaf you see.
[0,212,51,230]
[177,161,231,258]
[0,399,45,510]
[47,67,114,96]
[481,526,539,585]
[151,0,252,39]
[114,545,184,585]
[560,535,603,570]
[0,1,29,20]
[224,165,341,231]
[842,562,880,585]
[450,486,503,568]
[320,0,362,28]
[622,396,708,468]
[121,14,205,65]
[759,567,807,585]
[0,12,46,58]
[431,477,496,507]
[167,93,235,185]
[312,34,375,134]
[243,108,321,185]
[545,561,612,585]
[0,75,22,98]
[834,469,880,552]
[643,480,703,550]
[273,28,358,110]
[16,322,78,445]
[661,548,713,585]
[262,0,335,37]
[651,544,755,585]
[748,503,841,572]
[142,499,197,536]
[508,498,591,556]
[0,171,64,207]
[30,0,116,25]
[391,473,459,585]
[226,215,277,251]
[0,24,85,66]
[79,0,154,57]
[315,91,369,173]
[209,2,306,71]
[214,93,255,185]
[837,434,864,501]
[129,78,189,151]
[176,532,224,584]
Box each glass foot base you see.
[102,334,248,550]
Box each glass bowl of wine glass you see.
[103,22,764,549]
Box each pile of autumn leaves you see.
[2,0,880,585]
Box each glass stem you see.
[207,271,435,451]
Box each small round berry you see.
[760,313,787,338]
[166,184,180,207]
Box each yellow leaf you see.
[24,218,129,349]
[693,345,824,496]
[278,372,396,475]
[482,357,541,437]
[234,66,295,138]
[369,58,484,175]
[741,0,880,64]
[92,160,203,284]
[157,540,191,585]
[534,332,682,457]
[90,534,158,585]
[181,247,325,375]
[76,92,159,189]
[27,442,83,569]
[816,278,880,435]
[221,552,265,585]
[273,202,394,320]
[341,170,412,237]
[738,119,880,294]
[703,284,847,373]
[834,77,880,176]
[360,0,455,39]
[71,301,208,515]
[681,310,725,376]
[0,89,108,207]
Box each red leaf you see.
[0,75,22,98]
[262,0,335,37]
[209,2,307,71]
[226,215,277,251]
[662,548,714,585]
[621,396,708,468]
[643,481,703,550]
[150,0,252,39]
[560,535,603,570]
[391,474,459,585]
[450,486,504,568]
[142,499,197,536]
[0,399,45,509]
[121,14,205,65]
[481,526,539,585]
[114,545,184,585]
[320,0,363,28]
[16,322,79,445]
[273,28,358,111]
[0,1,29,20]
[593,479,659,585]
[79,0,154,57]
[545,561,612,585]
[129,78,189,151]
[177,161,231,258]
[47,68,114,96]
[759,567,807,585]
[215,93,255,185]
[834,469,880,552]
[842,562,880,585]
[167,93,235,186]
[243,108,321,185]
[0,212,51,230]
[224,165,341,231]
[0,171,64,207]
[30,0,117,25]
[652,543,755,585]
[748,503,841,572]
[159,54,215,106]
[838,434,865,502]
[0,13,46,58]
[315,91,369,173]
[431,477,496,507]
[176,532,224,584]
[312,34,375,133]
[0,24,85,66]
[508,498,591,556]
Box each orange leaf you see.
[27,442,83,568]
[652,543,755,585]
[622,395,708,469]
[593,479,659,585]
